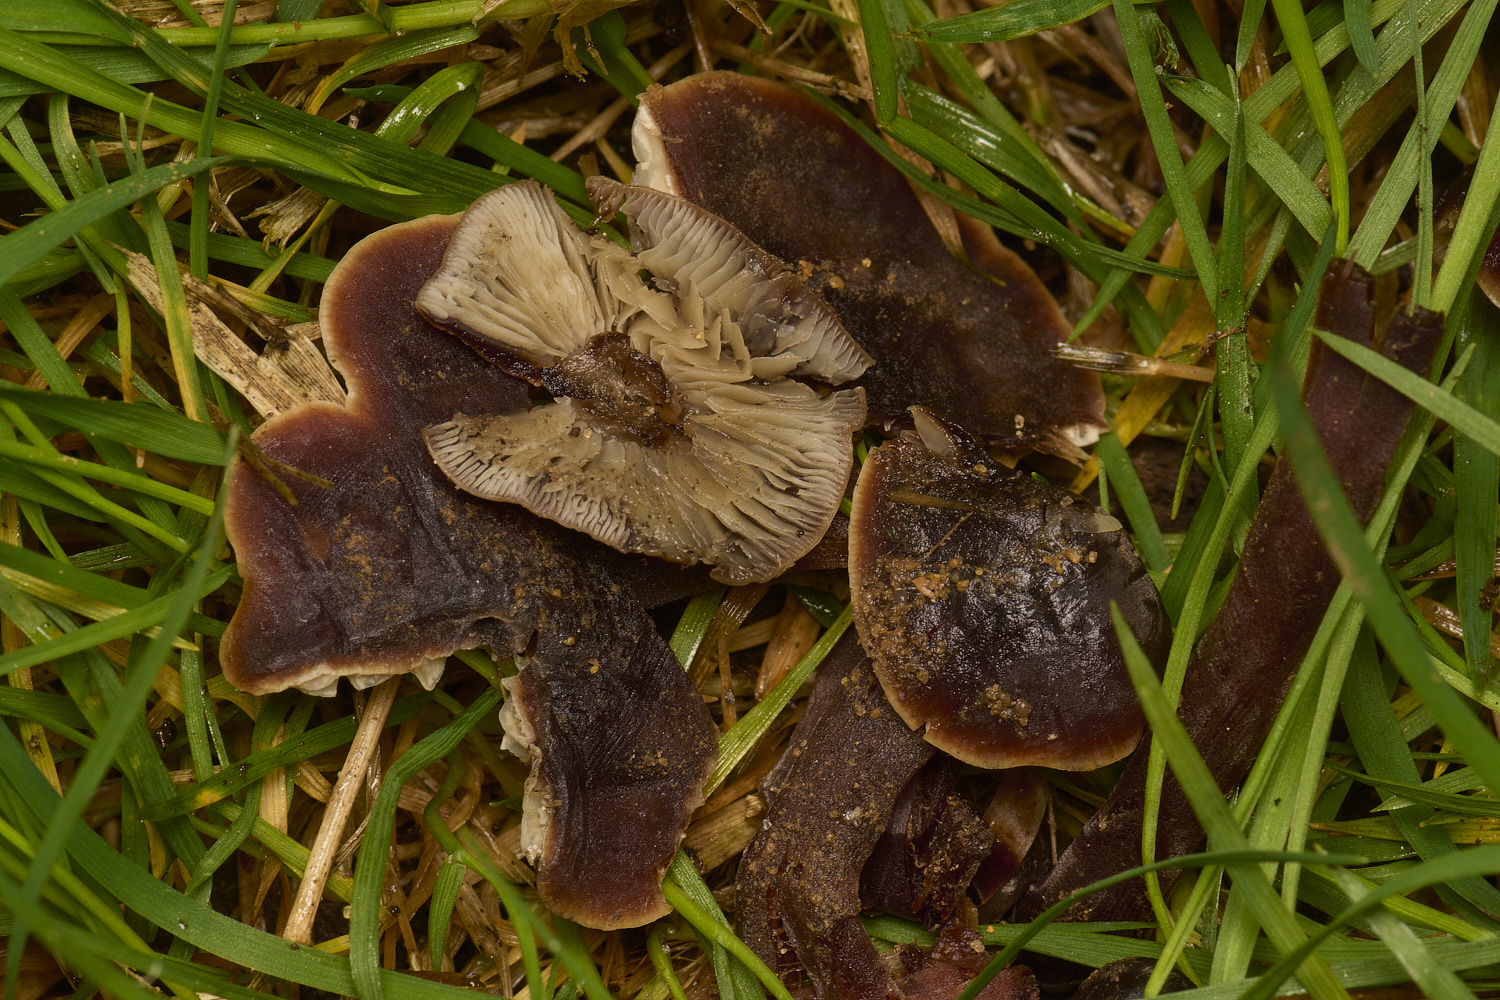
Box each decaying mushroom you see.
[222,211,716,929]
[860,756,996,928]
[415,177,870,585]
[632,72,1106,456]
[850,408,1170,771]
[735,633,941,1000]
[737,630,1048,999]
[1016,262,1445,922]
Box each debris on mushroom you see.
[897,912,1042,1000]
[633,71,1107,456]
[1015,261,1445,923]
[415,178,870,585]
[221,210,716,928]
[849,407,1170,771]
[737,633,938,1000]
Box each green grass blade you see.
[1113,0,1218,301]
[189,0,236,280]
[906,0,1110,42]
[1165,74,1332,240]
[349,688,502,1000]
[1312,332,1500,456]
[1094,431,1169,574]
[1345,0,1379,72]
[666,852,766,1000]
[138,695,429,820]
[1109,604,1351,1000]
[0,158,226,287]
[1431,98,1500,313]
[1353,0,1495,270]
[1268,0,1348,253]
[709,605,851,796]
[1243,845,1500,1000]
[0,384,227,463]
[374,61,483,146]
[1271,359,1500,812]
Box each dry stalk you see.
[282,676,400,945]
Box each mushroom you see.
[859,756,995,928]
[736,633,939,1000]
[221,210,717,929]
[970,771,1051,906]
[414,178,870,585]
[1015,262,1445,923]
[632,72,1107,456]
[849,407,1170,771]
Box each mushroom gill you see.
[849,408,1170,771]
[416,178,870,585]
[632,72,1107,456]
[221,210,716,929]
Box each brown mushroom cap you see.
[633,72,1106,456]
[415,179,869,585]
[221,210,717,929]
[849,408,1170,770]
[500,601,715,930]
[221,213,538,696]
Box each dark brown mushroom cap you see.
[221,211,717,929]
[634,72,1106,455]
[414,179,868,585]
[849,409,1170,770]
[501,602,715,930]
[1069,959,1193,1000]
[221,213,539,696]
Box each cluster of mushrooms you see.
[220,73,1444,1000]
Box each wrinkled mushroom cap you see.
[416,179,869,585]
[849,408,1170,770]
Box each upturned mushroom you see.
[222,210,716,929]
[850,407,1171,772]
[631,72,1107,456]
[415,177,870,586]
